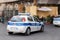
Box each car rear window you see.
[53,18,60,21]
[10,16,26,22]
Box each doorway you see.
[58,5,60,15]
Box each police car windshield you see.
[10,16,25,22]
[54,16,60,18]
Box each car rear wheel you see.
[40,25,44,32]
[25,28,31,36]
[8,32,13,35]
[54,25,58,27]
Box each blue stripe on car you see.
[8,22,41,26]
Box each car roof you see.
[13,15,32,18]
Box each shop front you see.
[37,6,58,18]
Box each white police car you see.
[53,16,60,26]
[7,13,44,35]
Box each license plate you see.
[11,27,18,31]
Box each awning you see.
[37,0,60,4]
[38,7,52,11]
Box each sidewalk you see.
[0,21,8,25]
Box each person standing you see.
[1,16,4,23]
[1,11,4,23]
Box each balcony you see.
[0,0,17,3]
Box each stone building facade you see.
[0,0,60,19]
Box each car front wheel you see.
[40,25,44,32]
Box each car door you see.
[37,21,42,30]
[27,16,36,32]
[33,17,40,31]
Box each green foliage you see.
[46,15,51,23]
[33,15,39,19]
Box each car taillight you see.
[22,18,26,22]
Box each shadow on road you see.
[8,31,44,36]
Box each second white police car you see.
[53,16,60,26]
[7,13,44,35]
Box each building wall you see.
[37,11,50,17]
[18,3,24,13]
[0,4,5,16]
[30,6,37,15]
[50,7,58,16]
[25,5,37,16]
[25,6,30,13]
[25,5,58,17]
[0,3,18,19]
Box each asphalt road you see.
[0,23,60,40]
